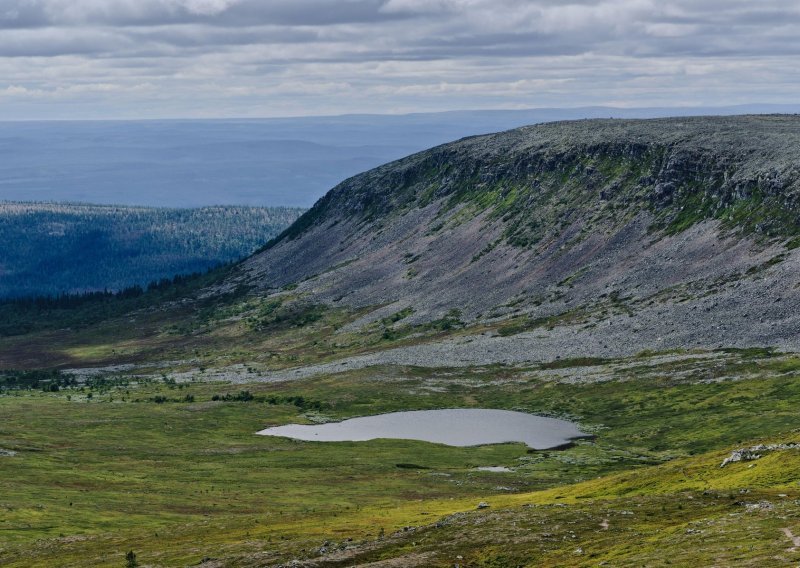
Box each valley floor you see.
[2,348,800,566]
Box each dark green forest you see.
[0,202,304,298]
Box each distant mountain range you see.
[2,104,799,208]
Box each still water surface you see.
[256,408,585,449]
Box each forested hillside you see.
[0,202,303,298]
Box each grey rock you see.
[720,443,800,467]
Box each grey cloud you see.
[0,0,409,28]
[0,0,799,118]
[216,0,410,26]
[124,25,321,50]
[0,28,132,57]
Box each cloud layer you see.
[1,0,798,118]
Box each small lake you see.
[256,408,586,449]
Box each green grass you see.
[2,351,800,565]
[0,388,526,566]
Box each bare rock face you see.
[233,116,800,358]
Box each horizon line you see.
[2,102,800,124]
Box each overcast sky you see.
[1,0,798,119]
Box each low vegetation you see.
[1,350,800,566]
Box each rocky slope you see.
[233,115,800,362]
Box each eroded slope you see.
[234,116,800,359]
